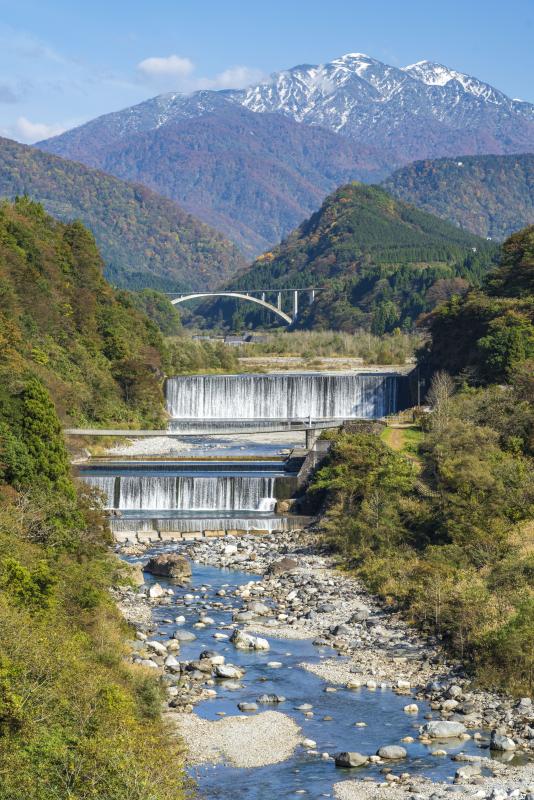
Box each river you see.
[80,369,524,799]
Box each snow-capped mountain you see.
[37,52,534,257]
[231,53,534,153]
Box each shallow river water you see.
[131,551,494,800]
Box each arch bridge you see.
[168,288,321,325]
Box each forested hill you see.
[0,199,188,797]
[226,183,497,333]
[311,226,534,694]
[0,136,244,290]
[420,223,534,382]
[383,154,534,242]
[0,197,169,429]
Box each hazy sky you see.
[1,0,533,143]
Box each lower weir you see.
[78,459,300,533]
[83,474,281,512]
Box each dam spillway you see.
[79,462,292,512]
[165,372,404,421]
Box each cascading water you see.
[82,475,276,512]
[166,372,400,420]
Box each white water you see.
[166,373,400,420]
[109,516,297,533]
[83,475,276,511]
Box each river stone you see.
[230,629,256,649]
[377,745,407,759]
[490,730,516,751]
[266,557,298,576]
[230,629,270,650]
[318,602,336,613]
[215,664,243,679]
[146,640,167,656]
[172,629,196,642]
[148,583,165,599]
[257,693,285,704]
[144,554,192,581]
[237,702,258,712]
[455,764,481,780]
[334,752,369,768]
[421,721,466,738]
[247,601,271,615]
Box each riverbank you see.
[114,531,533,799]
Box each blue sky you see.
[0,0,533,142]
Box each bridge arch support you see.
[170,292,293,325]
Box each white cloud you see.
[136,54,264,93]
[201,66,266,90]
[137,54,195,79]
[13,116,67,143]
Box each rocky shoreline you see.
[113,530,533,799]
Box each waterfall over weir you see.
[166,372,401,420]
[83,475,277,512]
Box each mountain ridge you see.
[383,153,534,241]
[0,136,244,290]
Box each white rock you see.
[146,640,167,656]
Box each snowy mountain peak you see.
[402,60,461,86]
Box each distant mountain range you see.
[37,93,386,258]
[38,53,534,257]
[214,183,498,333]
[0,136,244,290]
[383,154,534,241]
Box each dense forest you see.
[0,136,244,290]
[383,153,534,242]
[212,183,497,333]
[310,225,534,693]
[0,201,243,798]
[0,199,192,800]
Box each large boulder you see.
[230,629,270,651]
[144,553,192,581]
[490,730,516,751]
[334,752,368,768]
[215,664,243,679]
[377,745,407,759]
[266,557,298,576]
[421,721,466,738]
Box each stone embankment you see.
[113,532,533,798]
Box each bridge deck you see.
[64,418,345,437]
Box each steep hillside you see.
[0,198,186,798]
[221,183,497,333]
[37,95,386,257]
[0,136,244,290]
[0,197,169,427]
[420,224,534,381]
[383,154,534,241]
[311,228,534,694]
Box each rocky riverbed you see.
[113,531,533,800]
